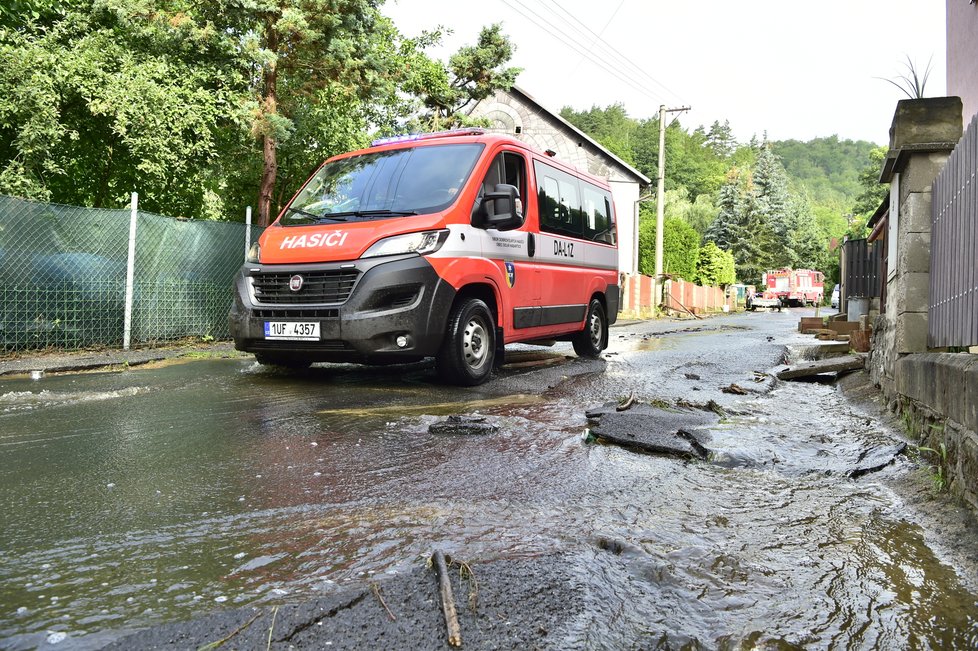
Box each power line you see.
[496,0,681,108]
[538,0,685,106]
[568,0,625,75]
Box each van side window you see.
[534,160,613,244]
[473,151,526,224]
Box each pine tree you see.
[707,169,744,251]
[706,119,736,157]
[749,144,795,268]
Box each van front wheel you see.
[572,299,607,358]
[437,298,496,386]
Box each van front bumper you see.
[229,254,457,364]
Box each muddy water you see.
[1,318,977,648]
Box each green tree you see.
[559,103,637,165]
[0,3,232,215]
[638,212,700,281]
[406,24,520,131]
[696,241,736,287]
[706,119,736,157]
[660,187,719,238]
[223,0,398,225]
[852,145,889,216]
[706,169,745,252]
[752,145,796,267]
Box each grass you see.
[916,442,948,493]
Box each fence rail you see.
[0,195,259,353]
[930,113,978,349]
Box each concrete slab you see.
[585,403,716,460]
[847,443,907,478]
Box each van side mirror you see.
[480,184,523,231]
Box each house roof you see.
[476,85,652,186]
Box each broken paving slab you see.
[429,414,499,435]
[585,403,716,460]
[776,354,865,381]
[847,442,908,479]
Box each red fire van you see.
[229,128,620,385]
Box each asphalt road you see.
[2,309,978,650]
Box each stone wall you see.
[892,354,978,512]
[869,97,978,513]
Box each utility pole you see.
[654,104,690,309]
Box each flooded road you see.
[1,310,977,649]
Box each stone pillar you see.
[874,98,963,394]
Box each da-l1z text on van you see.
[229,129,620,385]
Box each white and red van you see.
[229,128,620,385]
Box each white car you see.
[831,284,840,309]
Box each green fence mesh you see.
[0,195,260,353]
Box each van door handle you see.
[527,233,535,257]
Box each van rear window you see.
[534,160,616,244]
[282,143,485,224]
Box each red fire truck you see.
[759,268,824,307]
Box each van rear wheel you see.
[436,298,496,386]
[572,299,607,358]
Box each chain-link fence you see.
[0,194,260,353]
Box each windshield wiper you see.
[284,206,348,222]
[320,209,418,219]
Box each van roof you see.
[331,129,612,189]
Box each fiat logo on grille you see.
[288,275,304,292]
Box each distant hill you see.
[772,136,878,208]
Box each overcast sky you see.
[383,0,947,146]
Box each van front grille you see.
[252,270,359,304]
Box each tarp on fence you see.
[0,195,259,352]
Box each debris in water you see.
[616,393,635,411]
[684,372,701,380]
[721,384,749,395]
[30,370,44,380]
[585,403,715,460]
[847,443,907,478]
[429,414,499,435]
[777,355,864,380]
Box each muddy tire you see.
[572,298,607,358]
[254,353,311,369]
[436,298,496,386]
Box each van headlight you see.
[246,242,261,263]
[360,230,449,258]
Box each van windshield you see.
[281,143,485,225]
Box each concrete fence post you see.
[122,192,138,351]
